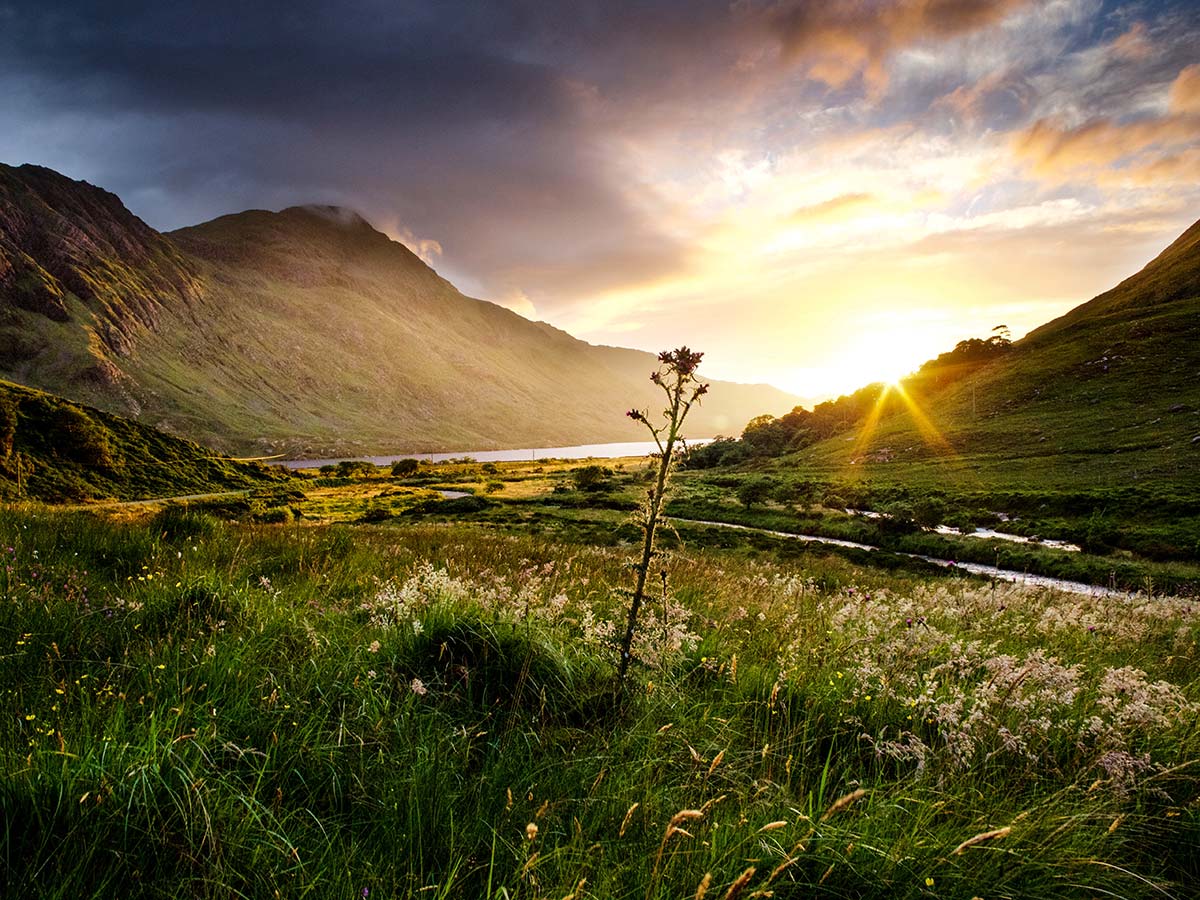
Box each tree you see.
[391,458,419,477]
[737,478,773,509]
[617,347,708,684]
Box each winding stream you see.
[672,517,1127,598]
[847,509,1081,552]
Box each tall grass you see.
[1,507,1197,898]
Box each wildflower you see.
[410,678,427,696]
[925,876,935,887]
[368,640,381,653]
[525,822,538,841]
[366,670,377,679]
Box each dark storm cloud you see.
[0,0,731,305]
[1,0,1191,314]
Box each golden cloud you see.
[787,192,878,223]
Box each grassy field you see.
[253,458,1200,595]
[2,491,1199,898]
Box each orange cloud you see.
[1169,64,1200,115]
[1110,22,1151,61]
[766,0,1037,90]
[1013,66,1200,180]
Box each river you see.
[673,517,1128,598]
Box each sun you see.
[796,332,921,398]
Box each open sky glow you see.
[2,0,1197,402]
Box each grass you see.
[0,380,285,503]
[139,455,1199,593]
[2,504,1198,898]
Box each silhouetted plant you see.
[616,347,708,684]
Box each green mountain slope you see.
[766,218,1200,494]
[0,380,283,502]
[0,164,795,456]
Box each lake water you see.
[284,439,712,469]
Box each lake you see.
[283,439,713,469]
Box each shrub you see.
[572,465,613,492]
[256,507,295,524]
[53,406,118,471]
[737,478,773,509]
[391,458,420,477]
[336,460,378,478]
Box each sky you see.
[2,0,1198,403]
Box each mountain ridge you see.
[0,162,795,456]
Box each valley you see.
[2,146,1199,900]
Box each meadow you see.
[2,498,1198,899]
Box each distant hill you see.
[0,380,283,502]
[0,163,795,456]
[695,218,1200,494]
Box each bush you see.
[335,460,379,478]
[391,458,420,477]
[572,465,613,492]
[912,496,946,528]
[255,507,295,524]
[53,406,118,471]
[737,478,774,509]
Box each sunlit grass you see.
[1,507,1197,898]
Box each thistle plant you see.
[617,347,708,684]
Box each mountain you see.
[0,163,795,456]
[731,218,1200,494]
[0,379,284,502]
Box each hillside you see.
[0,164,794,456]
[704,218,1200,496]
[0,380,284,502]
